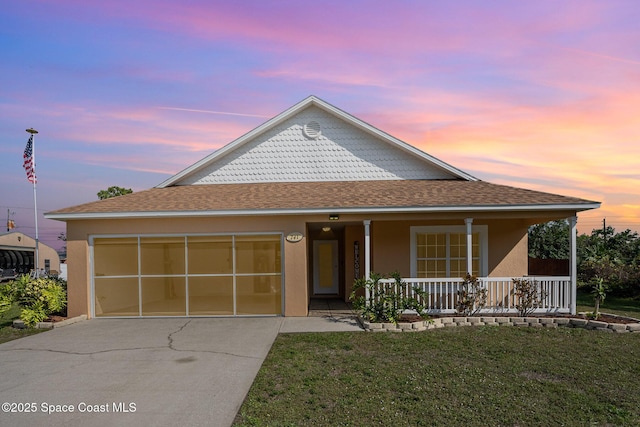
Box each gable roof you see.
[45,180,600,220]
[157,96,476,187]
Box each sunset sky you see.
[1,0,638,250]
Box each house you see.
[0,231,61,276]
[45,96,600,319]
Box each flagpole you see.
[26,128,39,276]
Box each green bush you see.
[1,275,67,327]
[20,303,48,327]
[350,272,428,324]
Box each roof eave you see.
[44,202,601,221]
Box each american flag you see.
[23,135,37,183]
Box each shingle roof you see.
[45,180,600,219]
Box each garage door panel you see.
[140,237,185,276]
[141,277,186,316]
[94,277,139,317]
[94,238,138,276]
[235,235,282,274]
[189,276,233,315]
[188,236,233,274]
[236,275,282,315]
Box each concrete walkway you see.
[0,312,362,427]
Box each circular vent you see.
[303,121,321,139]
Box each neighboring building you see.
[45,96,599,319]
[0,232,61,275]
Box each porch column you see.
[363,220,371,303]
[569,216,578,315]
[363,220,371,279]
[465,218,474,275]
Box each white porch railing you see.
[374,276,572,314]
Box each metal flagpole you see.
[26,128,39,276]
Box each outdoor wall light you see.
[329,214,339,220]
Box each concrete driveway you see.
[0,318,285,427]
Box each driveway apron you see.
[0,317,283,427]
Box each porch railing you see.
[374,276,572,314]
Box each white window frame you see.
[410,225,488,277]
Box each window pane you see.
[236,235,281,274]
[188,276,233,315]
[472,233,480,257]
[188,236,232,274]
[450,259,466,278]
[236,275,282,315]
[95,277,139,316]
[417,260,428,277]
[94,238,138,276]
[140,237,185,275]
[472,259,480,276]
[141,277,186,316]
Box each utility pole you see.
[603,217,607,248]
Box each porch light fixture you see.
[329,214,339,220]
[322,226,331,232]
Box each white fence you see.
[373,276,572,314]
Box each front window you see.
[411,226,487,278]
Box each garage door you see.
[92,234,282,317]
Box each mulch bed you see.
[45,315,69,323]
[399,313,638,324]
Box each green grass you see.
[234,327,640,427]
[576,289,640,319]
[0,303,45,344]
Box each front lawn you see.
[576,289,640,319]
[234,327,640,427]
[0,303,44,344]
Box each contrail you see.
[555,45,640,66]
[157,106,270,118]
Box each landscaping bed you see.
[364,312,640,333]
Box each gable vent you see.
[303,121,321,139]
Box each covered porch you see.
[356,216,580,315]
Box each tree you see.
[97,186,133,200]
[57,232,67,253]
[577,226,640,297]
[528,220,570,259]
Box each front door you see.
[313,240,339,295]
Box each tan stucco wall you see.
[63,210,577,318]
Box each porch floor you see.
[308,298,356,318]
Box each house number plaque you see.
[286,232,304,243]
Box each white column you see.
[363,220,371,279]
[569,216,578,315]
[465,218,474,275]
[363,220,371,304]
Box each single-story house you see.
[0,231,61,277]
[45,96,600,318]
